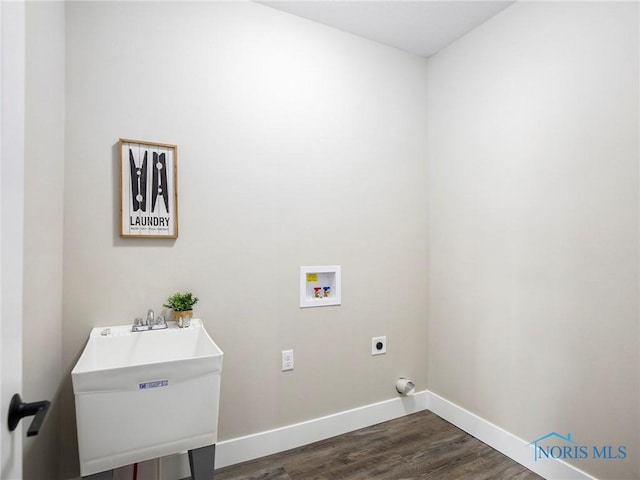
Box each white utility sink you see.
[72,319,223,477]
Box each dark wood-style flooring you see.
[212,410,543,480]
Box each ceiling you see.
[260,1,515,58]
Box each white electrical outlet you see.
[372,336,387,355]
[282,349,294,371]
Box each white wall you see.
[23,2,65,478]
[61,2,429,477]
[427,2,639,480]
[1,2,25,478]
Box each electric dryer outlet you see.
[371,336,387,355]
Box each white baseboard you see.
[159,391,429,480]
[426,391,597,480]
[156,390,599,480]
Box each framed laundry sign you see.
[119,138,178,238]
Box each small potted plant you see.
[163,291,199,324]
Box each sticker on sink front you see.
[139,380,169,390]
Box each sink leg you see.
[188,444,216,480]
[83,471,113,480]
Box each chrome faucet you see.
[132,309,167,332]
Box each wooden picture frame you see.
[119,138,178,238]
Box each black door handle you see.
[7,393,50,437]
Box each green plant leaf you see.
[163,291,199,311]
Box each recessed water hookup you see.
[299,266,342,308]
